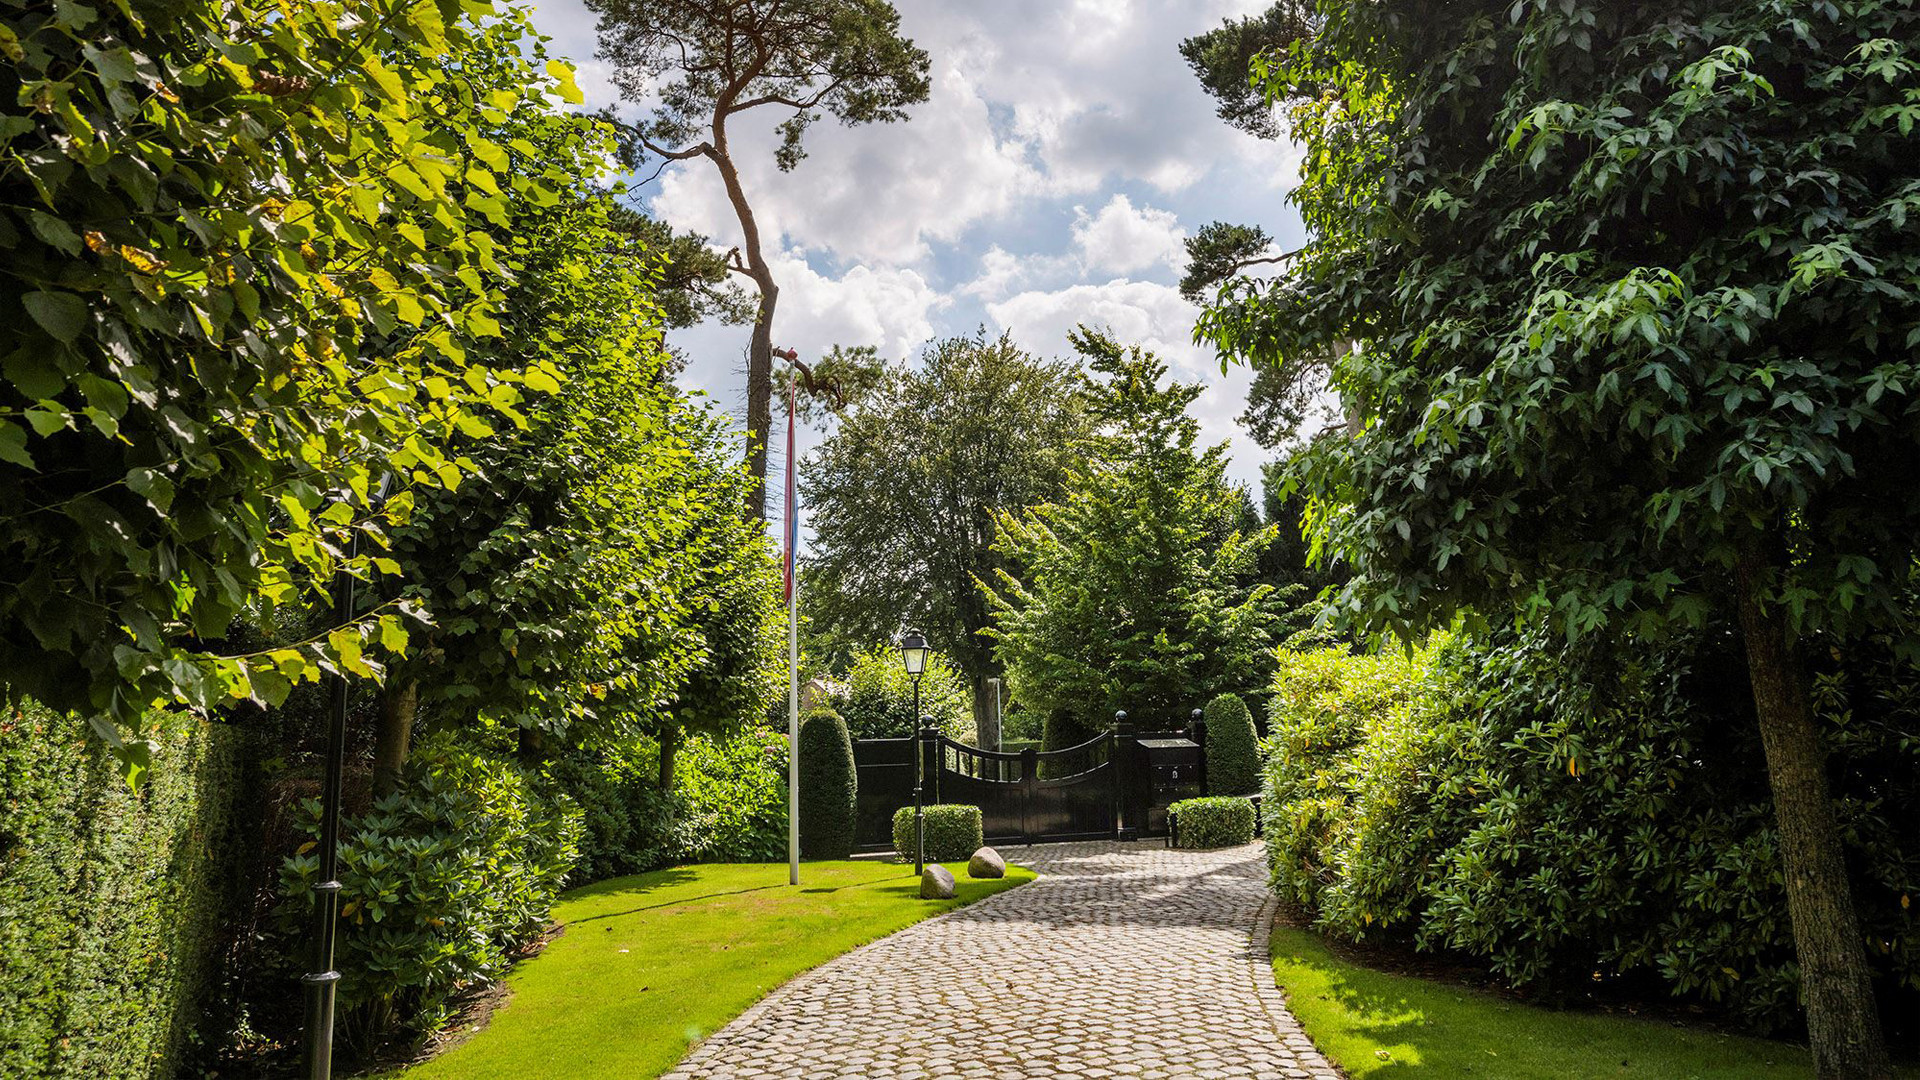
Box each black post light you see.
[302,541,355,1080]
[302,475,389,1080]
[899,630,929,874]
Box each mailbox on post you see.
[1137,736,1202,835]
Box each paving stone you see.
[668,841,1342,1079]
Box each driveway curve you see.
[661,840,1339,1080]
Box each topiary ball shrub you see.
[891,804,985,862]
[1169,796,1256,849]
[1204,692,1260,795]
[797,708,857,859]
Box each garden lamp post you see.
[899,630,929,874]
[302,475,389,1080]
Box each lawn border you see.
[1249,896,1348,1078]
[659,860,1040,1079]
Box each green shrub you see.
[551,746,677,882]
[892,804,985,862]
[1202,692,1259,795]
[797,709,857,859]
[832,644,974,743]
[1041,706,1100,753]
[277,735,582,1048]
[0,702,254,1080]
[672,727,788,863]
[1169,796,1256,849]
[1262,627,1920,1031]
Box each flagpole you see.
[785,380,800,887]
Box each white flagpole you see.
[786,383,801,887]
[787,552,800,885]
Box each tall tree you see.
[1197,3,1919,1075]
[801,331,1086,727]
[588,0,930,518]
[0,0,564,773]
[983,330,1285,739]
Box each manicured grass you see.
[393,859,1033,1080]
[1269,923,1919,1079]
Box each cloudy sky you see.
[524,0,1306,493]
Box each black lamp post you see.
[899,630,929,874]
[301,476,388,1080]
[301,542,355,1080]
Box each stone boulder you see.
[967,846,1006,879]
[919,864,957,899]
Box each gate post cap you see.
[1191,708,1203,720]
[1114,710,1128,722]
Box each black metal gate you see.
[851,731,1121,849]
[935,733,1117,844]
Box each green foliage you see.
[277,735,582,1047]
[0,701,252,1080]
[1199,0,1920,653]
[1169,796,1257,849]
[1203,693,1260,795]
[831,643,974,743]
[555,728,789,881]
[0,0,580,758]
[797,709,857,859]
[984,329,1288,734]
[591,0,932,173]
[669,728,789,864]
[892,804,985,863]
[1178,2,1317,139]
[802,332,1089,703]
[1261,630,1920,1030]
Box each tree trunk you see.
[371,678,417,797]
[710,116,778,521]
[657,726,680,792]
[972,674,1001,750]
[1734,549,1889,1080]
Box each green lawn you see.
[1270,923,1917,1079]
[392,859,1033,1080]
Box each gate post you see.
[1189,708,1207,796]
[1112,710,1132,841]
[1019,745,1039,843]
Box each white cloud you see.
[985,278,1262,489]
[1072,195,1186,277]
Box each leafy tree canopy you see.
[984,329,1286,736]
[801,331,1088,713]
[1197,3,1920,1073]
[0,0,577,768]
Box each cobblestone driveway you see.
[661,841,1340,1079]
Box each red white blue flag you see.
[782,379,798,604]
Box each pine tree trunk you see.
[710,112,778,522]
[371,678,417,797]
[1734,550,1889,1080]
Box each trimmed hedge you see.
[1202,692,1259,795]
[1169,796,1256,849]
[0,701,254,1080]
[1263,628,1920,1031]
[892,804,985,862]
[797,708,857,859]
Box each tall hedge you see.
[0,701,253,1080]
[1262,628,1920,1032]
[797,709,857,859]
[1202,692,1258,795]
